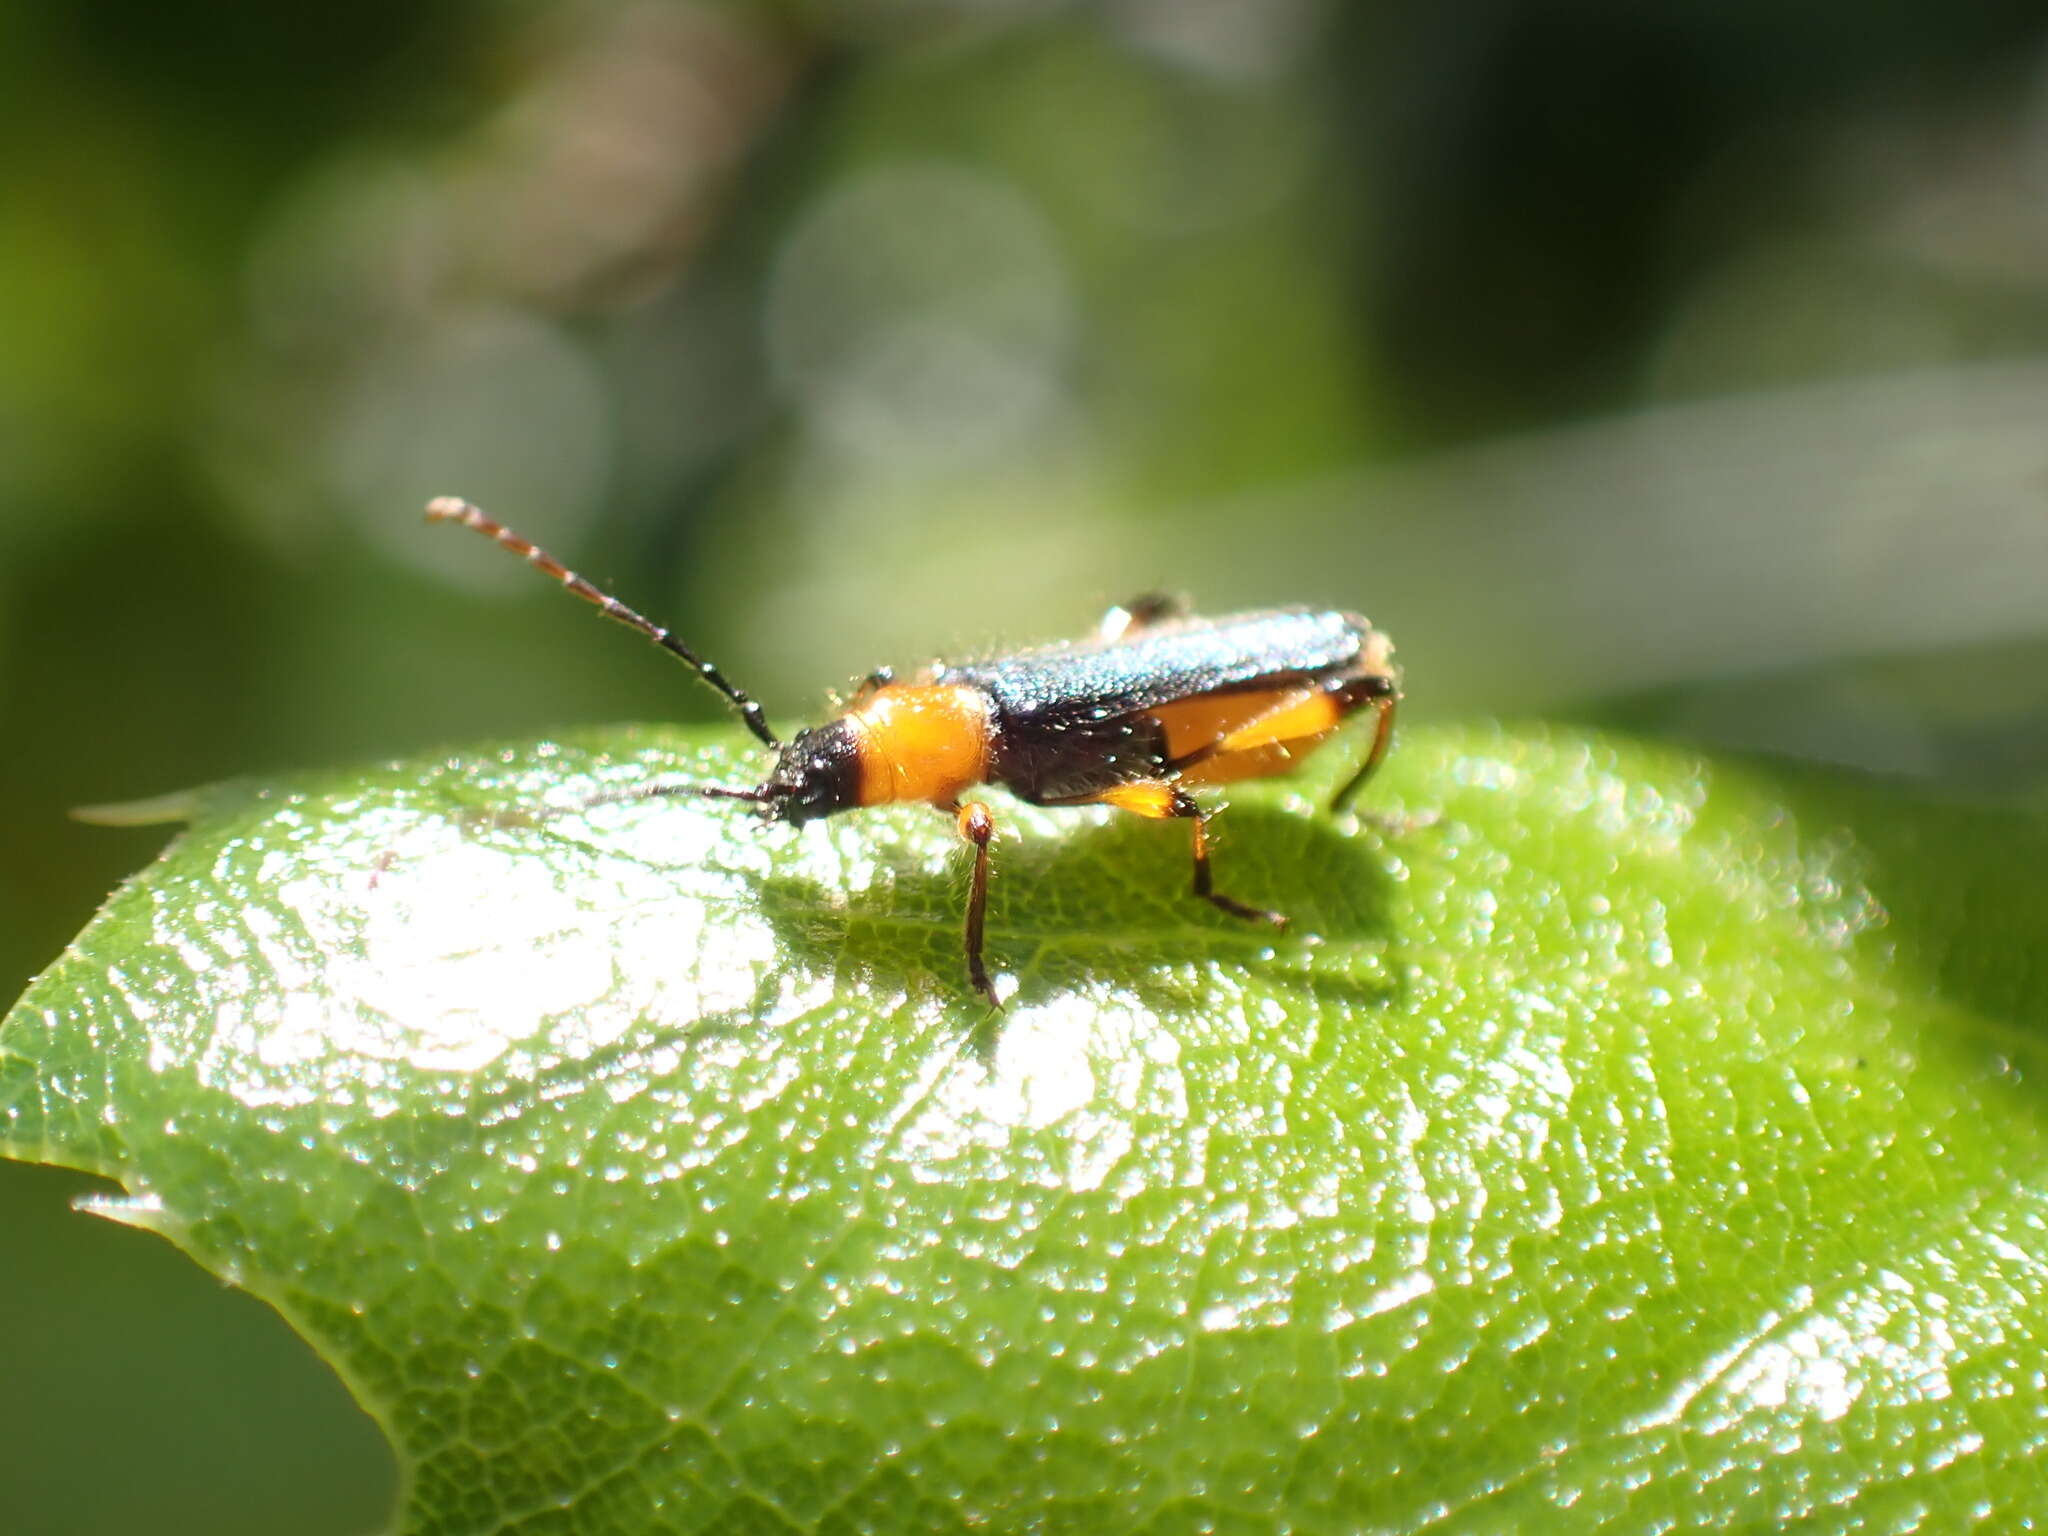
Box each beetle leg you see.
[953,800,1002,1009]
[1330,682,1398,812]
[1083,783,1287,928]
[850,666,896,707]
[1177,789,1287,926]
[1097,592,1187,643]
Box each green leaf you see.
[4,724,2045,1533]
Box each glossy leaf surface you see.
[3,725,2044,1533]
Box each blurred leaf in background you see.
[3,0,2047,1530]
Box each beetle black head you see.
[702,721,861,826]
[765,722,863,824]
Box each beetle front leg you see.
[849,666,896,707]
[954,800,1002,1009]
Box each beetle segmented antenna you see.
[584,781,776,815]
[426,497,780,750]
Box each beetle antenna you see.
[583,781,778,817]
[427,497,780,750]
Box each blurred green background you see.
[4,1,2047,1530]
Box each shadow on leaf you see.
[744,798,1400,1027]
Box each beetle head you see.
[703,720,861,826]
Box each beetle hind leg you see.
[1330,680,1398,813]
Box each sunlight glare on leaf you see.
[3,724,2046,1534]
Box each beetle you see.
[427,496,1399,1007]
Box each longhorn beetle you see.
[427,497,1399,1008]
